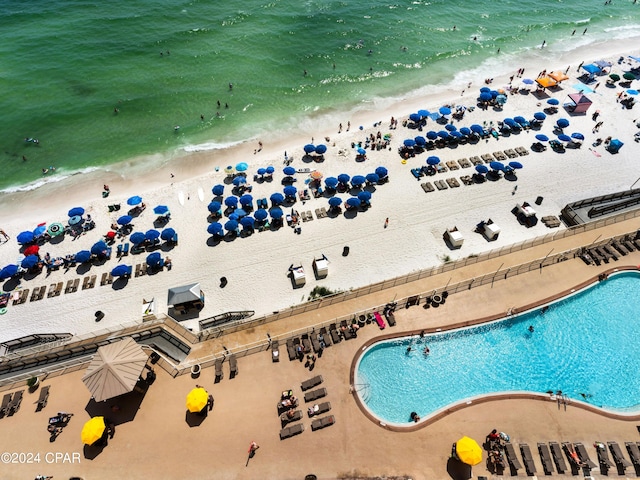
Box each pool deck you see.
[2,217,640,480]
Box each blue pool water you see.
[355,271,640,425]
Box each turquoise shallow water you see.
[356,271,640,425]
[1,0,639,191]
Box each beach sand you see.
[0,39,639,343]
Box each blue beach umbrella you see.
[496,94,507,105]
[450,131,462,138]
[409,113,421,122]
[117,215,133,226]
[130,232,146,245]
[33,225,47,237]
[146,252,162,267]
[509,161,523,169]
[437,131,450,139]
[427,156,440,166]
[346,197,361,208]
[357,147,367,155]
[224,196,239,208]
[556,118,570,129]
[627,89,639,96]
[254,209,268,221]
[365,173,379,184]
[21,255,39,269]
[479,86,491,93]
[337,173,350,184]
[490,90,499,98]
[479,91,493,102]
[445,124,457,132]
[426,131,438,140]
[571,132,585,140]
[324,177,338,188]
[207,222,223,235]
[270,193,284,205]
[257,167,266,176]
[240,216,255,228]
[283,186,297,197]
[111,264,131,277]
[17,231,35,244]
[504,118,516,127]
[75,250,91,263]
[403,139,416,147]
[145,229,160,241]
[91,241,108,255]
[270,207,283,219]
[0,265,18,280]
[351,175,366,186]
[533,112,547,121]
[490,161,505,171]
[315,144,327,154]
[265,166,275,175]
[236,162,248,172]
[547,98,559,106]
[582,64,601,75]
[414,136,426,146]
[535,134,549,142]
[514,116,527,125]
[68,207,84,217]
[160,228,176,241]
[283,166,296,176]
[439,106,451,116]
[208,201,222,213]
[232,176,246,186]
[303,144,316,154]
[459,127,471,136]
[475,164,489,174]
[228,213,239,221]
[239,194,253,206]
[375,166,388,178]
[470,124,484,134]
[127,196,142,206]
[153,205,169,215]
[557,134,572,142]
[522,78,534,85]
[212,184,224,196]
[418,109,430,118]
[328,197,342,207]
[358,191,372,202]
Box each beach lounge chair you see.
[595,442,614,469]
[301,334,312,354]
[271,340,280,362]
[311,335,321,353]
[311,414,335,431]
[373,312,386,329]
[214,358,224,382]
[8,390,23,415]
[13,288,29,305]
[340,320,354,340]
[608,441,632,470]
[470,156,483,165]
[515,146,529,156]
[304,387,327,403]
[64,280,75,294]
[301,375,323,391]
[520,443,537,475]
[100,272,112,286]
[481,153,494,163]
[308,401,331,417]
[122,242,129,255]
[329,324,341,344]
[504,149,518,158]
[280,409,302,426]
[0,393,12,416]
[538,443,554,475]
[626,442,640,466]
[504,443,522,471]
[229,355,238,377]
[279,423,304,440]
[286,339,297,361]
[458,158,472,168]
[81,276,92,290]
[47,283,57,298]
[435,180,447,190]
[446,177,460,188]
[549,442,567,474]
[34,286,47,301]
[318,328,331,347]
[36,385,50,411]
[421,182,434,193]
[446,161,459,171]
[575,442,597,469]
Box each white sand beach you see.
[0,39,639,342]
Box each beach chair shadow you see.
[446,457,472,480]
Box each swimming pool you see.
[355,271,640,425]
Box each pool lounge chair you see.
[311,335,321,353]
[329,324,341,344]
[8,390,24,415]
[373,312,386,329]
[318,327,332,347]
[596,443,614,469]
[279,423,304,440]
[383,309,396,326]
[271,340,280,362]
[311,414,335,431]
[304,387,327,403]
[626,442,640,466]
[538,443,554,475]
[504,443,522,471]
[228,355,238,377]
[36,385,50,411]
[608,441,632,469]
[214,358,224,381]
[301,375,323,391]
[280,410,302,426]
[0,393,12,416]
[520,443,537,475]
[308,401,331,417]
[575,442,597,469]
[301,334,312,354]
[549,441,567,474]
[340,320,354,339]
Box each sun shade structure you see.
[549,71,569,82]
[82,338,148,402]
[168,283,204,307]
[455,436,483,466]
[81,416,106,445]
[564,93,593,114]
[536,76,558,88]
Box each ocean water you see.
[1,0,639,192]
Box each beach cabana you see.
[168,283,205,311]
[444,227,464,248]
[290,265,306,287]
[82,338,148,402]
[549,71,569,83]
[312,255,329,279]
[535,76,558,89]
[563,93,592,114]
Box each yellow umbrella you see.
[456,436,482,466]
[81,416,106,445]
[186,387,208,413]
[310,170,323,180]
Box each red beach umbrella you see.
[105,231,116,239]
[23,245,40,256]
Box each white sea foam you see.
[0,166,101,194]
[182,139,245,153]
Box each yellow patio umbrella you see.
[81,416,106,445]
[186,387,208,413]
[310,170,323,180]
[455,436,482,466]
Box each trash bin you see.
[535,196,543,205]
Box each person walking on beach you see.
[384,217,389,229]
[0,229,9,241]
[577,61,584,72]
